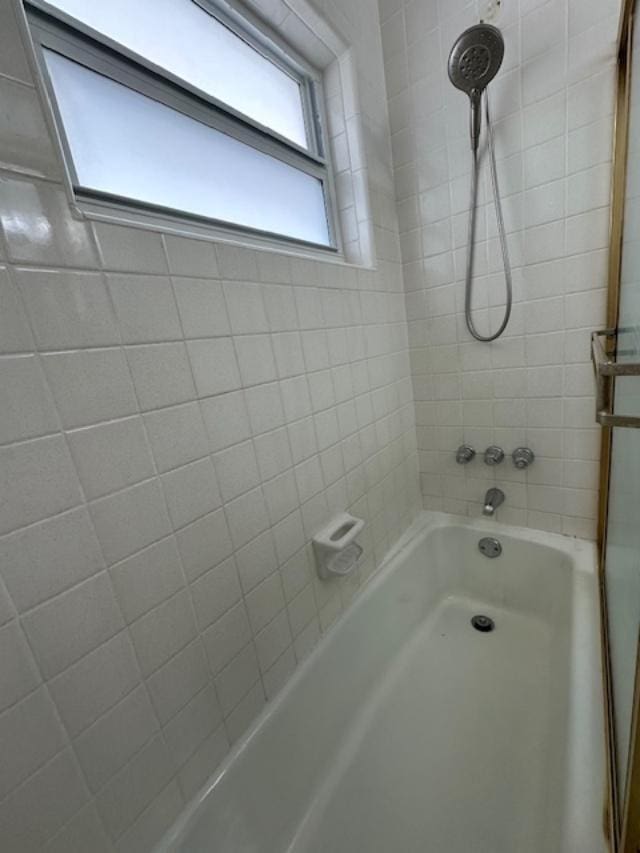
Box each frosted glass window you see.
[41,0,308,148]
[45,51,330,246]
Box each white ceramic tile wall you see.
[380,0,620,537]
[0,0,420,850]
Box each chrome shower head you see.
[448,23,504,151]
[448,23,504,95]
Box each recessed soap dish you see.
[313,513,364,580]
[323,543,363,577]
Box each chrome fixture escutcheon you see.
[484,446,504,465]
[482,488,505,517]
[456,445,476,464]
[512,447,535,469]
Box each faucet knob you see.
[512,447,535,469]
[484,446,504,466]
[455,444,476,464]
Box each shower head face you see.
[448,23,505,96]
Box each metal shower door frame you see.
[598,1,640,850]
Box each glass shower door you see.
[606,297,640,803]
[601,1,640,844]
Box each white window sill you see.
[75,194,375,270]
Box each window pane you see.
[45,51,330,246]
[42,0,309,147]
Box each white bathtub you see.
[156,512,607,853]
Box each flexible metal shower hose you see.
[464,93,513,342]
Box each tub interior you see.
[158,518,603,853]
[286,594,568,853]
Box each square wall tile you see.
[255,610,291,673]
[74,685,158,792]
[67,417,155,500]
[145,639,209,724]
[0,178,96,267]
[0,688,66,800]
[0,621,40,713]
[21,571,124,678]
[287,583,316,636]
[263,284,298,331]
[162,683,221,769]
[200,390,250,452]
[0,267,33,354]
[0,355,58,445]
[108,274,181,343]
[187,338,241,398]
[216,244,258,280]
[43,803,112,853]
[235,530,278,594]
[202,601,252,675]
[175,508,233,582]
[96,734,173,841]
[0,580,14,627]
[114,780,183,853]
[126,342,196,411]
[16,268,119,350]
[161,457,221,529]
[144,401,209,473]
[264,470,299,524]
[90,478,172,565]
[0,750,89,853]
[245,382,285,435]
[273,511,306,565]
[190,557,242,631]
[263,646,296,700]
[0,435,81,535]
[284,392,316,440]
[223,282,269,334]
[0,3,33,83]
[245,572,285,634]
[177,726,229,800]
[224,682,265,743]
[109,536,184,624]
[172,277,230,338]
[256,253,291,286]
[48,629,140,737]
[163,234,219,278]
[129,589,197,678]
[214,642,260,716]
[42,348,139,429]
[214,440,261,503]
[234,335,277,386]
[0,507,104,612]
[254,428,293,481]
[272,331,305,378]
[224,487,270,550]
[94,223,167,274]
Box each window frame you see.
[24,0,341,253]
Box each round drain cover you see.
[471,615,495,633]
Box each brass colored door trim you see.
[600,0,635,554]
[623,633,640,853]
[601,1,638,850]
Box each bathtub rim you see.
[155,510,603,853]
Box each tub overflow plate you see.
[478,536,502,558]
